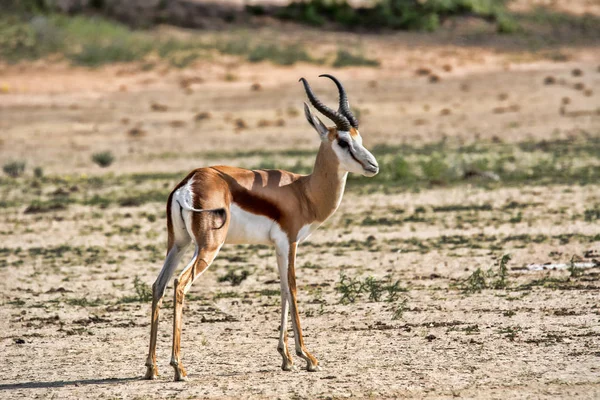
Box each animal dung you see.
[150,102,168,112]
[194,112,211,121]
[127,127,147,138]
[179,76,204,89]
[257,119,285,128]
[169,120,186,128]
[234,118,248,130]
[492,105,520,114]
[415,67,431,76]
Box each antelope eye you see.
[337,139,349,149]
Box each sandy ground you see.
[1,10,600,399]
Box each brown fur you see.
[181,141,344,241]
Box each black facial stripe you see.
[347,146,368,170]
[338,136,369,170]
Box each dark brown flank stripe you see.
[213,169,282,223]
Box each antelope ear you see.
[304,102,329,140]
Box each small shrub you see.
[91,151,114,168]
[24,198,70,214]
[259,289,280,297]
[65,297,104,307]
[568,255,583,278]
[70,40,149,66]
[332,50,380,68]
[584,207,600,222]
[420,155,450,184]
[391,297,408,320]
[461,253,511,293]
[275,0,517,33]
[492,254,511,289]
[248,43,314,66]
[3,161,25,177]
[33,166,44,178]
[336,273,406,304]
[218,269,251,286]
[168,52,199,68]
[120,276,152,303]
[391,156,417,183]
[462,267,487,294]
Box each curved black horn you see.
[319,74,359,128]
[299,77,351,131]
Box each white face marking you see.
[332,132,365,175]
[332,131,378,177]
[354,131,363,145]
[225,203,276,245]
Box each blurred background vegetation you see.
[1,0,599,68]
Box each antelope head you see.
[300,75,379,177]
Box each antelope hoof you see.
[278,346,294,371]
[174,373,189,382]
[281,359,294,371]
[306,363,321,372]
[170,360,188,382]
[144,365,158,380]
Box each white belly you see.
[225,203,276,245]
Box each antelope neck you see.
[304,142,348,222]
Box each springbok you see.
[144,74,379,381]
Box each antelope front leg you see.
[287,242,320,372]
[275,247,293,370]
